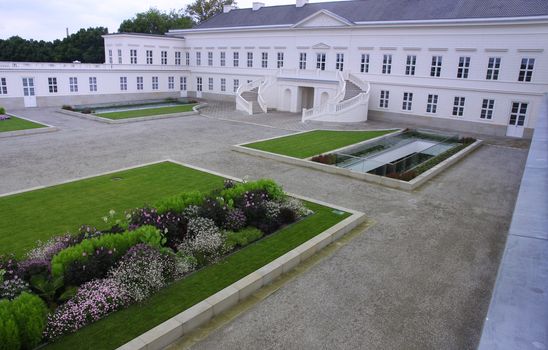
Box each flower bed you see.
[0,178,322,349]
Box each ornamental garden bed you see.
[0,161,358,350]
[0,106,54,137]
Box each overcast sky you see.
[0,0,335,41]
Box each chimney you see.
[296,0,308,7]
[252,2,265,11]
[223,5,235,13]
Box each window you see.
[316,53,326,70]
[120,76,127,91]
[486,57,501,80]
[152,76,158,90]
[196,52,201,66]
[117,49,122,64]
[457,56,470,79]
[146,50,153,64]
[509,102,528,126]
[0,77,6,95]
[382,54,392,74]
[161,51,167,65]
[360,54,369,73]
[452,97,465,117]
[405,55,416,76]
[247,52,253,68]
[402,92,413,111]
[130,49,137,64]
[196,77,202,92]
[233,52,239,67]
[220,52,226,66]
[233,79,239,92]
[175,52,181,65]
[168,76,175,90]
[480,99,495,120]
[277,52,284,68]
[379,90,389,108]
[69,77,78,92]
[48,77,57,93]
[185,52,190,66]
[335,53,344,71]
[431,56,442,77]
[208,77,213,91]
[220,78,226,92]
[180,76,187,91]
[426,94,438,114]
[137,76,143,90]
[108,49,113,64]
[261,52,268,68]
[518,58,535,82]
[88,77,96,92]
[298,52,306,70]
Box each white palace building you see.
[1,0,548,138]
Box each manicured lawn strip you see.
[243,130,397,158]
[0,162,224,257]
[45,202,350,350]
[95,104,196,119]
[0,116,46,132]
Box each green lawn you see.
[0,115,46,132]
[95,104,196,120]
[243,130,397,158]
[0,162,224,257]
[46,201,350,350]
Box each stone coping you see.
[56,103,205,124]
[0,113,58,138]
[233,132,482,191]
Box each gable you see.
[312,42,331,50]
[293,10,353,28]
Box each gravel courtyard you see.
[0,103,528,350]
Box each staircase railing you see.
[330,70,346,104]
[235,79,263,115]
[257,75,275,113]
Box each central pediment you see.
[312,42,331,50]
[293,10,354,28]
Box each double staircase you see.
[240,88,263,114]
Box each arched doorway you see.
[320,91,329,105]
[282,88,292,111]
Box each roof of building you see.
[103,32,182,39]
[193,0,548,30]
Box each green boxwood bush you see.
[220,179,285,204]
[0,300,20,350]
[10,292,48,349]
[51,225,163,279]
[155,190,205,214]
[225,227,264,250]
[0,106,5,115]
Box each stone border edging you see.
[56,104,205,124]
[233,139,483,191]
[0,113,58,138]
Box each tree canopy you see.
[185,0,237,24]
[118,8,193,34]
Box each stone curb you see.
[56,104,205,124]
[0,113,58,138]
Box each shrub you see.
[178,217,225,266]
[236,190,269,227]
[26,234,76,261]
[220,179,285,204]
[44,278,130,340]
[155,191,205,214]
[223,208,247,231]
[10,292,48,349]
[0,254,18,281]
[0,106,6,115]
[311,154,337,165]
[225,227,263,251]
[0,275,29,300]
[198,197,228,227]
[281,198,313,218]
[460,136,476,145]
[61,105,73,111]
[129,208,186,248]
[0,300,20,350]
[63,247,117,286]
[81,108,93,114]
[182,205,201,220]
[17,258,50,282]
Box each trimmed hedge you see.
[220,179,285,203]
[225,227,263,250]
[155,190,205,214]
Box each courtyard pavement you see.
[0,103,529,349]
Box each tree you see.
[186,0,237,24]
[118,8,193,34]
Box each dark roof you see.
[194,0,548,29]
[104,32,178,38]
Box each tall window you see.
[431,56,442,77]
[402,92,413,111]
[262,52,268,68]
[196,52,201,66]
[152,76,158,90]
[175,52,181,65]
[185,52,190,66]
[220,78,226,92]
[480,99,495,120]
[246,52,253,68]
[0,77,6,95]
[108,49,113,64]
[180,76,187,91]
[426,94,438,114]
[69,77,78,92]
[117,49,122,64]
[452,96,465,117]
[518,58,535,82]
[277,52,284,68]
[168,76,175,90]
[48,77,57,93]
[136,76,143,90]
[130,49,137,64]
[88,77,96,92]
[233,79,239,92]
[360,54,369,73]
[298,52,306,70]
[161,51,167,65]
[486,57,501,80]
[382,54,392,74]
[146,50,153,64]
[196,77,202,92]
[205,77,212,91]
[509,102,528,126]
[208,52,213,66]
[379,90,389,108]
[120,77,127,91]
[335,53,344,71]
[316,53,326,70]
[220,52,226,66]
[233,52,239,67]
[457,56,470,79]
[405,55,416,75]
